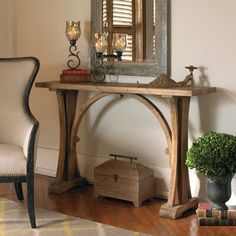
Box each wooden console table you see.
[35,81,216,219]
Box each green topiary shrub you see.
[186,132,236,176]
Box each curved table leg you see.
[159,97,199,219]
[48,90,87,194]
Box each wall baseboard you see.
[35,147,58,177]
[35,166,56,177]
[35,146,236,206]
[35,147,170,198]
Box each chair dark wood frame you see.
[0,57,40,228]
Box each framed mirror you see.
[91,0,168,77]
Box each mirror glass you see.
[91,0,168,77]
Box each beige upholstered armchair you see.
[0,57,40,228]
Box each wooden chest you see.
[94,159,154,207]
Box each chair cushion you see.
[0,58,38,159]
[0,144,26,176]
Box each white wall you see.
[171,0,236,204]
[0,1,7,55]
[1,0,236,203]
[0,0,16,56]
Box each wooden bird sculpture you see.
[148,65,198,88]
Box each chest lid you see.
[94,159,153,181]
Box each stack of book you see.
[60,69,92,83]
[197,202,236,226]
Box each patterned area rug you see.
[0,198,150,236]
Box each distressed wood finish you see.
[35,81,216,219]
[36,81,216,96]
[94,159,154,207]
[159,97,198,219]
[70,93,172,165]
[91,0,168,76]
[48,90,87,194]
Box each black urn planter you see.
[206,175,233,210]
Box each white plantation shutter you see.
[124,35,132,60]
[153,0,156,57]
[113,0,133,26]
[103,0,107,24]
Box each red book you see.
[60,74,92,83]
[62,69,91,75]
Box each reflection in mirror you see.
[101,0,155,62]
[91,0,168,77]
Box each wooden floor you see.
[0,174,236,236]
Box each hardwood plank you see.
[0,174,236,235]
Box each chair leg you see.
[14,182,24,201]
[27,179,36,228]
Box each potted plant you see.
[186,131,236,210]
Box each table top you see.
[35,81,216,97]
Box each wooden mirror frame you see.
[91,0,168,77]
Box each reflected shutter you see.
[102,0,134,61]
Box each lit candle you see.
[113,34,127,52]
[65,21,81,41]
[94,33,106,53]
